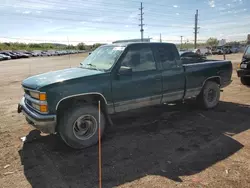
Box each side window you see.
[156,45,177,69]
[121,46,156,72]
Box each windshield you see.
[80,45,125,71]
[244,46,250,57]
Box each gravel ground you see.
[0,53,250,188]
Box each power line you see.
[5,0,248,22]
[0,12,194,29]
[0,4,195,21]
[19,0,206,13]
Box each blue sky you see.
[0,0,249,44]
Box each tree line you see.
[177,38,243,50]
[0,42,103,51]
[0,38,244,51]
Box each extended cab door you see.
[152,43,185,103]
[111,44,162,112]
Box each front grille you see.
[23,88,36,111]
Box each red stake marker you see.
[98,101,102,188]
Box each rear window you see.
[154,44,178,69]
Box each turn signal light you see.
[40,105,48,112]
[39,93,47,101]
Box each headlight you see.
[29,91,47,101]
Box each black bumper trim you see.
[18,97,57,133]
[237,69,250,77]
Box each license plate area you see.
[241,64,247,69]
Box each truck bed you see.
[183,60,232,99]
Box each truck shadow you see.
[18,101,250,188]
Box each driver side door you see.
[111,44,162,112]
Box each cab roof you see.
[103,42,175,48]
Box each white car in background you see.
[0,53,11,60]
[193,48,212,56]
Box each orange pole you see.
[98,101,102,188]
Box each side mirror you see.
[118,66,132,76]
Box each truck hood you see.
[22,67,103,89]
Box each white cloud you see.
[176,13,180,15]
[22,11,31,14]
[208,0,215,8]
[173,5,179,8]
[227,3,231,6]
[92,18,103,22]
[36,11,42,14]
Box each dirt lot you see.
[0,53,250,188]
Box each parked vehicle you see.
[0,55,5,61]
[30,52,40,57]
[212,46,224,55]
[17,42,233,149]
[16,52,30,58]
[237,45,250,85]
[231,47,239,53]
[223,45,232,54]
[193,48,212,56]
[0,53,11,60]
[180,51,207,64]
[1,52,19,59]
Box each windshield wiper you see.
[81,63,102,71]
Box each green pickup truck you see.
[18,42,232,149]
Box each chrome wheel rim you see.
[73,115,97,140]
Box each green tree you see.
[77,42,86,50]
[206,37,219,47]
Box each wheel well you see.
[204,77,221,86]
[56,94,109,130]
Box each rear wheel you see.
[197,81,220,109]
[58,104,105,149]
[240,77,250,86]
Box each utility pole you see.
[160,33,162,42]
[180,36,183,50]
[139,2,144,42]
[194,9,199,49]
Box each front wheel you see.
[240,77,250,86]
[58,104,105,149]
[197,81,220,109]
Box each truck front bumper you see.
[237,69,250,77]
[17,97,57,134]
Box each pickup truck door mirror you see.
[118,66,132,76]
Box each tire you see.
[241,77,250,86]
[58,104,105,149]
[197,81,220,109]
